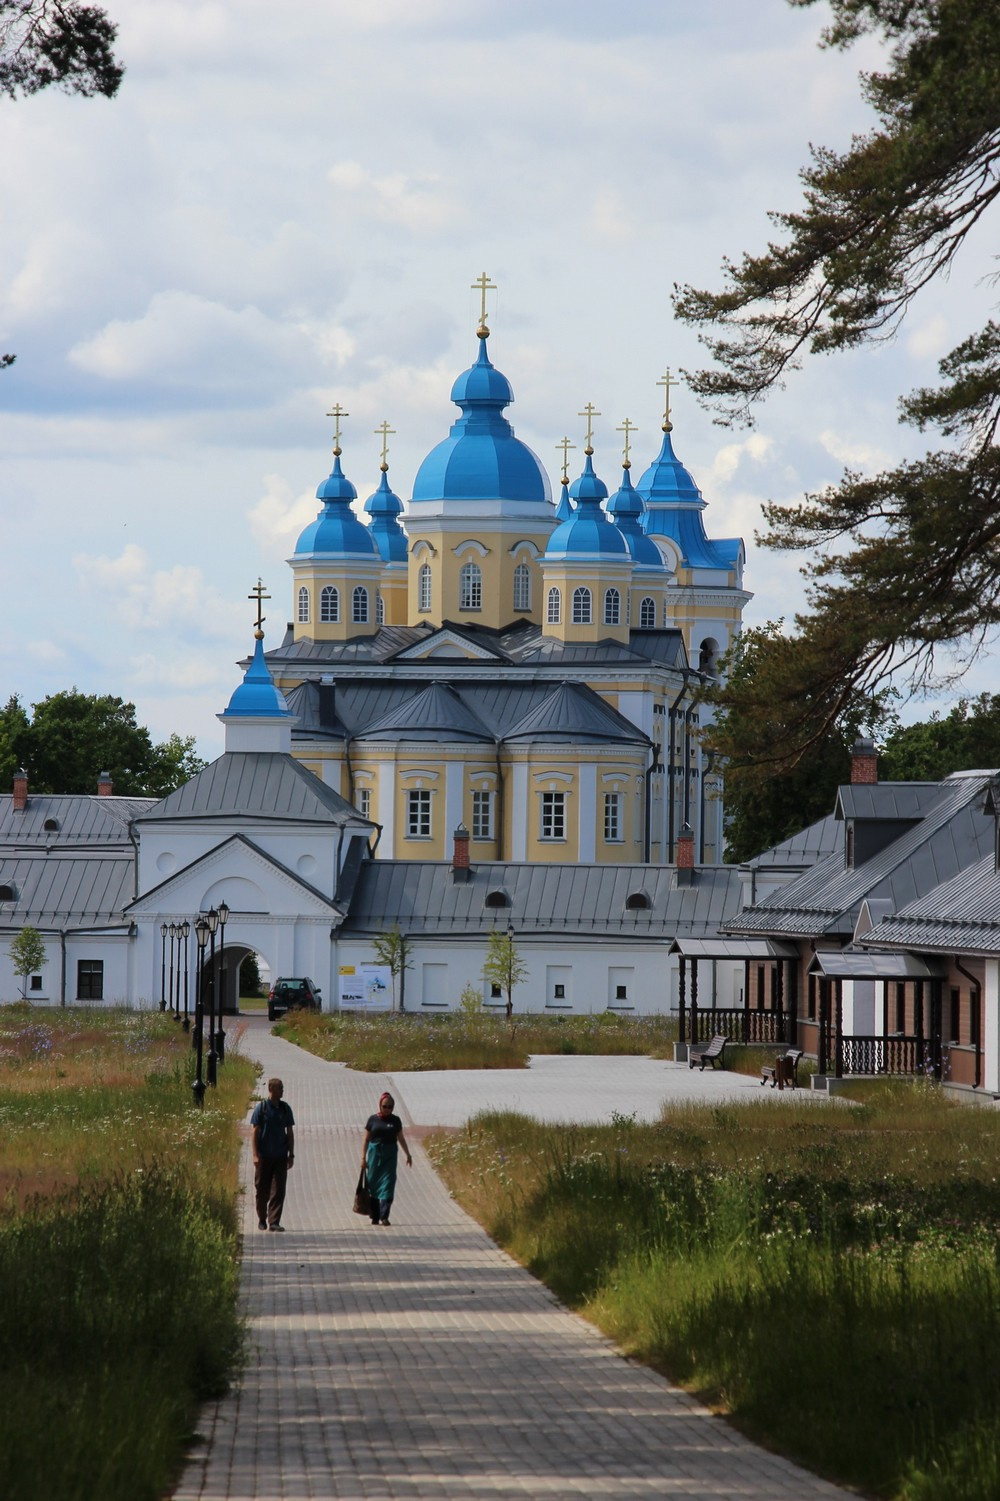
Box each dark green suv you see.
[267,977,322,1021]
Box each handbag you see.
[353,1166,372,1215]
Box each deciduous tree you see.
[11,690,204,797]
[9,925,46,999]
[482,928,528,1021]
[371,926,411,1012]
[675,0,1000,777]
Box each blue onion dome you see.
[635,425,704,515]
[294,452,379,558]
[554,476,574,522]
[545,454,628,560]
[607,466,663,566]
[224,631,292,718]
[364,467,408,563]
[412,335,551,505]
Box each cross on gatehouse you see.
[471,271,497,335]
[579,402,601,454]
[248,578,270,634]
[375,419,395,470]
[326,402,349,454]
[657,368,674,431]
[556,435,576,482]
[616,417,637,468]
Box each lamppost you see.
[193,916,209,1107]
[159,922,168,1011]
[168,923,178,1020]
[181,920,191,1031]
[215,900,229,1064]
[206,906,219,1087]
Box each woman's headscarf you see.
[379,1091,394,1109]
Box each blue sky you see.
[2,0,993,759]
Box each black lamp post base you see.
[192,1077,206,1108]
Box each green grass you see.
[0,1004,257,1501]
[276,1007,678,1069]
[427,1082,1000,1500]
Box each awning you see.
[809,951,947,980]
[669,937,799,959]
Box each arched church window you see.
[572,587,592,625]
[513,562,531,613]
[418,562,432,613]
[352,586,369,624]
[376,589,384,625]
[297,586,310,624]
[546,587,561,624]
[320,585,339,623]
[460,561,482,611]
[604,587,621,626]
[639,597,656,629]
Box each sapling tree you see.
[482,928,528,1022]
[372,926,411,1012]
[10,925,46,999]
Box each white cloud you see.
[906,314,950,361]
[327,162,460,233]
[248,475,318,553]
[709,433,775,487]
[818,429,893,473]
[72,545,239,639]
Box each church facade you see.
[267,290,751,867]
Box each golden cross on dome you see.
[375,419,395,471]
[556,435,575,483]
[248,578,270,635]
[657,368,674,431]
[471,271,497,336]
[616,417,637,469]
[326,401,349,454]
[578,402,601,454]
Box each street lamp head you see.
[169,922,178,938]
[181,920,190,938]
[160,922,168,938]
[195,916,210,952]
[217,900,230,928]
[206,906,219,935]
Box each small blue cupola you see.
[220,626,295,754]
[294,442,379,560]
[411,333,551,507]
[607,464,663,567]
[554,476,574,523]
[364,466,408,564]
[635,410,738,572]
[545,452,628,560]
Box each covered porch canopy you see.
[669,937,799,1046]
[808,949,951,1081]
[809,951,946,980]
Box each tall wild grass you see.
[428,1082,1000,1500]
[0,1003,256,1501]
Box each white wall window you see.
[604,792,623,842]
[352,585,369,623]
[540,791,565,840]
[320,585,339,623]
[472,790,493,840]
[406,789,432,838]
[572,587,592,625]
[356,788,371,820]
[604,587,621,626]
[297,586,310,623]
[639,596,656,629]
[460,561,482,611]
[418,563,432,612]
[513,562,531,612]
[546,587,561,624]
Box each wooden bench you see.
[760,1048,803,1090]
[689,1034,727,1071]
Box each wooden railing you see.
[839,1035,922,1076]
[689,1007,787,1046]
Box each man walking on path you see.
[251,1076,295,1231]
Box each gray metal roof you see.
[835,783,940,822]
[670,937,798,959]
[504,682,648,745]
[0,792,154,848]
[339,860,742,939]
[858,852,1000,954]
[810,950,947,979]
[359,682,495,743]
[134,753,368,826]
[743,813,840,870]
[728,773,996,939]
[0,852,135,930]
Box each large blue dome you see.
[294,455,379,559]
[545,455,628,560]
[412,336,551,506]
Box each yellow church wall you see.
[407,525,554,630]
[290,562,383,643]
[539,562,633,645]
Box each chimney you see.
[452,822,471,883]
[851,738,878,785]
[97,771,113,797]
[676,821,695,886]
[12,768,27,812]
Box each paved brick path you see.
[173,1020,853,1500]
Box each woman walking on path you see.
[362,1091,412,1225]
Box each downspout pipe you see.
[666,672,690,862]
[494,740,504,862]
[643,742,660,863]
